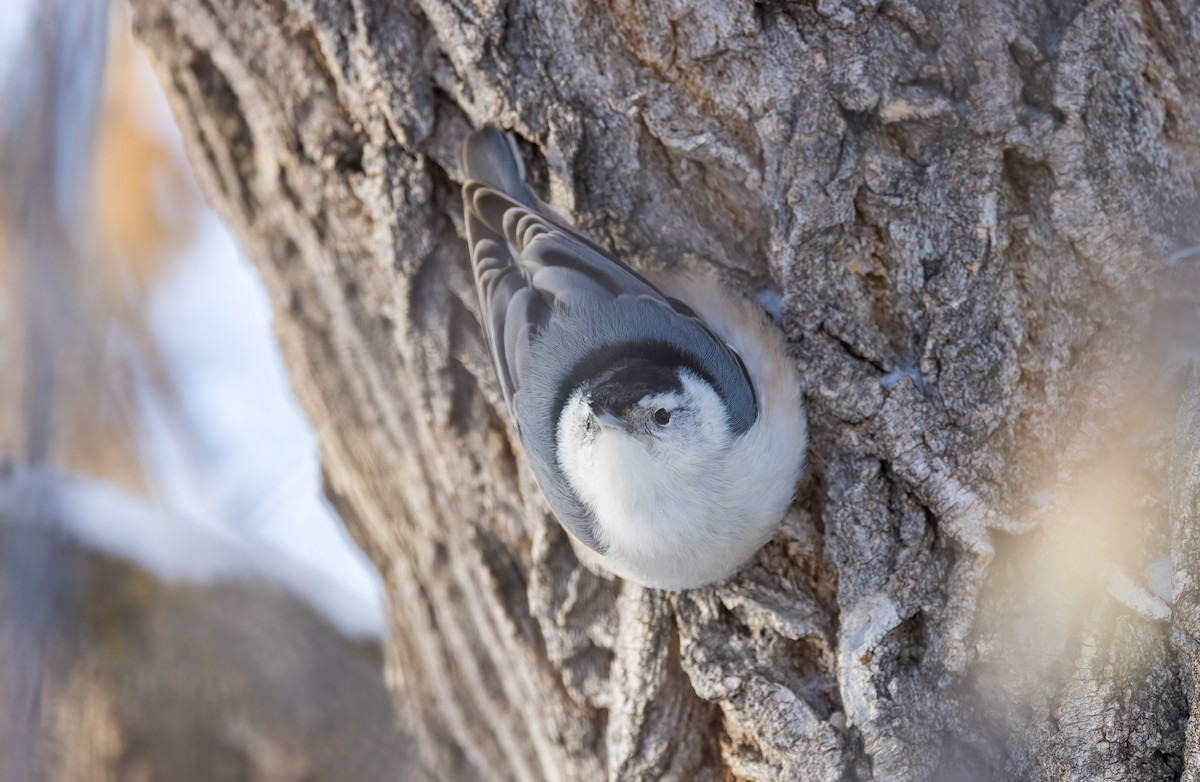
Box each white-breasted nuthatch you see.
[460,127,807,589]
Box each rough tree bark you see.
[130,0,1200,779]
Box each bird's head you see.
[579,358,731,460]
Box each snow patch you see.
[0,468,386,638]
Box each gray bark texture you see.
[129,0,1200,779]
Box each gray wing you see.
[463,181,666,408]
[460,127,756,553]
[463,179,669,554]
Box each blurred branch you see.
[0,0,190,493]
[0,0,107,465]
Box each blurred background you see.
[0,2,412,779]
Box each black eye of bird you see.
[653,408,671,426]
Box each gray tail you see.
[459,127,535,208]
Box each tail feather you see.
[459,127,534,208]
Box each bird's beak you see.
[588,399,624,429]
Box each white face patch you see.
[557,390,600,504]
[626,389,684,437]
[556,372,734,556]
[636,371,731,453]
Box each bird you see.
[459,126,807,589]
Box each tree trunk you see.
[129,0,1200,778]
